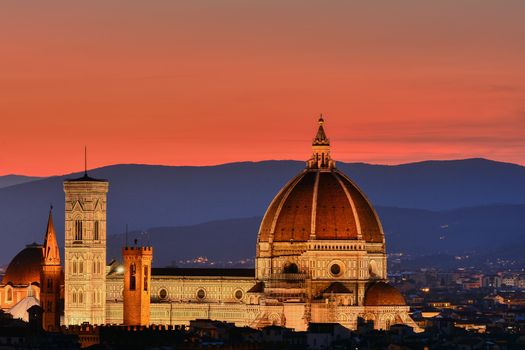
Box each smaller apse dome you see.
[2,243,43,286]
[364,282,406,306]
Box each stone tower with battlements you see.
[40,206,62,331]
[63,171,109,325]
[123,242,153,326]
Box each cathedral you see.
[0,117,419,332]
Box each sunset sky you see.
[1,1,524,176]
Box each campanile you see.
[63,171,109,325]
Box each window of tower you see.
[130,263,136,290]
[47,301,52,312]
[6,288,13,302]
[47,278,52,290]
[144,266,149,291]
[74,220,83,241]
[72,291,77,304]
[94,221,99,240]
[78,291,83,304]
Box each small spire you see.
[84,146,88,176]
[313,114,329,146]
[307,114,335,170]
[42,206,60,266]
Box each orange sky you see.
[1,1,524,176]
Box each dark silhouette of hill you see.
[105,204,525,268]
[0,175,41,189]
[0,158,524,265]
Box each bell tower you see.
[40,206,62,331]
[122,240,153,326]
[63,164,109,326]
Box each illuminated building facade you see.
[2,117,418,332]
[63,173,109,325]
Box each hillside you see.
[1,158,524,265]
[0,175,41,189]
[104,204,525,268]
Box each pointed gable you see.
[42,207,61,266]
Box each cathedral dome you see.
[258,169,384,243]
[257,116,383,244]
[2,244,43,286]
[364,282,406,306]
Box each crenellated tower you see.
[40,206,62,331]
[122,241,153,326]
[63,170,109,325]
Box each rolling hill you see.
[1,158,524,265]
[0,175,41,189]
[105,204,525,268]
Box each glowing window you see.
[130,263,136,290]
[143,266,148,291]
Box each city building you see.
[1,117,419,332]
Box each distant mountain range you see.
[0,175,41,189]
[106,204,525,268]
[1,158,524,266]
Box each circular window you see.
[159,288,168,300]
[330,263,342,276]
[196,289,206,300]
[234,290,243,300]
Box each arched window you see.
[73,260,77,274]
[130,263,136,290]
[94,221,99,240]
[74,220,83,241]
[79,260,84,274]
[6,288,13,302]
[143,266,148,291]
[72,291,77,304]
[283,263,299,274]
[78,291,83,304]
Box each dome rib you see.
[258,171,307,242]
[273,171,317,241]
[257,168,385,244]
[310,171,320,238]
[333,172,362,239]
[336,171,385,244]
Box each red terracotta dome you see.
[2,244,43,286]
[257,169,384,243]
[364,282,406,306]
